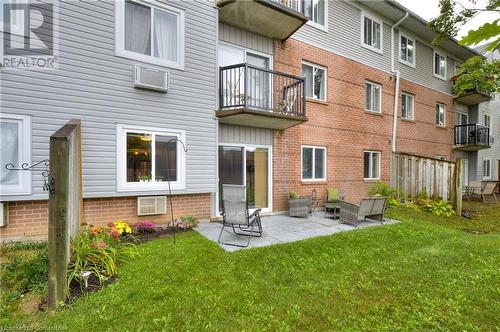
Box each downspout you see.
[391,12,409,153]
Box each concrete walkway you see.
[195,213,398,252]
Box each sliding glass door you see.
[218,145,271,212]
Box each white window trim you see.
[217,143,273,214]
[116,124,186,192]
[436,103,446,127]
[364,150,381,180]
[401,92,414,120]
[303,0,328,32]
[433,50,447,81]
[361,12,383,55]
[483,159,492,180]
[365,80,382,113]
[0,113,31,196]
[115,0,185,70]
[301,145,327,182]
[399,31,416,68]
[0,0,24,35]
[302,61,327,101]
[484,113,492,131]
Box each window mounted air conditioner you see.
[137,196,167,216]
[134,65,170,92]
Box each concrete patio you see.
[195,213,398,252]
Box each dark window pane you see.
[218,146,244,211]
[302,64,314,98]
[302,147,313,179]
[364,17,371,45]
[401,94,407,118]
[302,0,312,18]
[365,83,371,110]
[401,36,407,60]
[314,67,325,100]
[314,148,325,179]
[127,132,152,182]
[364,152,370,178]
[155,135,177,182]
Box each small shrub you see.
[169,216,198,230]
[422,199,456,217]
[134,221,158,234]
[368,182,401,207]
[67,230,138,289]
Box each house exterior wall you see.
[477,93,500,181]
[292,0,462,96]
[0,0,218,239]
[0,194,211,241]
[272,38,455,211]
[219,23,274,55]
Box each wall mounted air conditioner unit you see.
[137,196,167,216]
[134,65,170,92]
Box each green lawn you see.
[6,206,500,331]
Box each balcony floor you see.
[216,108,308,130]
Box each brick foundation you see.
[0,193,212,241]
[272,39,455,211]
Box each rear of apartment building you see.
[0,0,491,241]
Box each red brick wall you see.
[272,39,454,211]
[0,193,211,241]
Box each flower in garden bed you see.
[134,221,158,234]
[108,220,132,236]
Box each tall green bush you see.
[368,182,401,207]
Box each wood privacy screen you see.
[392,153,456,201]
[48,119,83,308]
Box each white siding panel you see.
[0,0,218,201]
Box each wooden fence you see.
[48,119,83,308]
[391,153,456,201]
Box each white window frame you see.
[364,150,381,180]
[433,50,447,81]
[115,0,185,70]
[483,159,492,180]
[361,12,383,54]
[301,145,327,182]
[399,32,416,68]
[302,0,328,31]
[302,61,327,101]
[0,113,31,196]
[436,103,446,127]
[0,0,24,35]
[401,92,414,120]
[484,113,492,131]
[365,81,382,113]
[116,124,186,192]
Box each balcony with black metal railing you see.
[453,123,491,151]
[216,0,308,41]
[217,63,308,130]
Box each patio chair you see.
[339,197,387,227]
[288,192,312,218]
[324,188,345,219]
[218,184,263,248]
[481,181,498,204]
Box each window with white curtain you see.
[433,50,446,80]
[483,159,491,179]
[364,151,380,180]
[399,33,415,67]
[365,81,381,113]
[116,0,184,69]
[0,114,31,195]
[401,93,414,120]
[302,0,327,29]
[302,62,327,101]
[362,13,382,53]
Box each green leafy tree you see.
[429,0,500,51]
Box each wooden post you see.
[453,158,463,216]
[47,120,82,308]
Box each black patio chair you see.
[218,184,263,247]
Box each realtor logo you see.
[2,2,58,69]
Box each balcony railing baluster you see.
[454,123,490,146]
[219,63,306,117]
